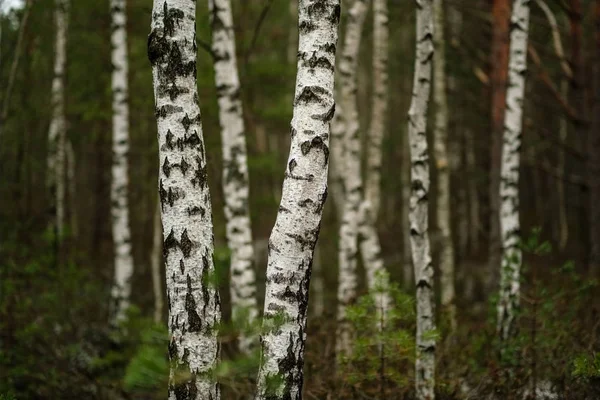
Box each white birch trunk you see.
[497,0,530,342]
[329,105,346,218]
[432,0,456,331]
[110,0,135,323]
[408,0,436,397]
[151,201,164,324]
[336,0,368,358]
[255,1,340,397]
[149,1,221,397]
[209,0,258,355]
[47,0,68,242]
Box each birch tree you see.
[408,0,436,397]
[148,1,221,397]
[255,0,340,397]
[497,0,530,342]
[432,0,456,331]
[336,0,368,358]
[209,0,258,354]
[47,0,68,244]
[110,0,135,323]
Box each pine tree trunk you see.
[209,0,258,354]
[148,1,221,397]
[489,0,511,286]
[151,201,164,324]
[432,0,456,331]
[110,0,135,323]
[47,0,68,247]
[497,0,530,342]
[336,0,368,358]
[408,0,436,397]
[255,1,340,398]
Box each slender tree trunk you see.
[47,0,68,248]
[408,1,436,397]
[329,104,346,218]
[466,129,480,253]
[0,0,31,141]
[590,0,600,275]
[497,0,530,342]
[209,0,258,354]
[110,0,135,323]
[255,1,340,398]
[359,0,390,330]
[148,1,221,397]
[151,201,164,324]
[489,0,511,285]
[336,0,368,358]
[432,0,456,332]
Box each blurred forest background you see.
[1,0,599,399]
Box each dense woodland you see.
[1,0,599,399]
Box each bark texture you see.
[432,0,456,331]
[209,0,258,354]
[590,0,600,275]
[110,0,135,323]
[255,1,340,398]
[47,0,68,243]
[151,201,164,324]
[148,1,221,398]
[336,0,368,358]
[497,0,530,342]
[408,1,436,397]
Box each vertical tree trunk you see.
[151,201,164,324]
[209,0,258,354]
[148,1,221,397]
[110,0,135,323]
[336,0,368,358]
[489,0,511,284]
[408,1,436,397]
[47,0,68,247]
[497,0,530,342]
[432,0,456,332]
[590,0,600,275]
[255,1,340,398]
[66,139,77,238]
[402,134,413,289]
[466,129,480,253]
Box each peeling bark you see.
[149,1,221,397]
[209,0,258,354]
[433,0,456,331]
[407,0,436,397]
[336,0,368,358]
[110,0,135,323]
[255,1,340,398]
[497,0,530,342]
[47,0,68,245]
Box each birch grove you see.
[336,0,368,358]
[432,0,456,331]
[148,0,221,397]
[209,0,258,354]
[407,0,436,397]
[497,0,530,342]
[255,0,340,397]
[47,0,68,243]
[109,0,135,323]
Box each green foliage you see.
[572,353,600,380]
[340,273,416,395]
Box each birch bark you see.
[336,0,368,358]
[209,0,258,354]
[408,1,436,397]
[497,0,530,342]
[110,0,135,323]
[432,0,456,331]
[148,1,221,397]
[47,0,68,244]
[151,201,164,324]
[255,1,340,398]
